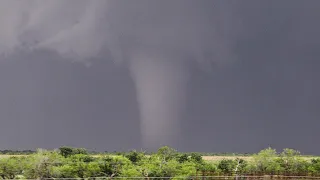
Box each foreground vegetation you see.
[0,146,320,179]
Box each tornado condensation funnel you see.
[129,54,188,150]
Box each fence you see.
[5,176,320,180]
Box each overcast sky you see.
[0,0,320,154]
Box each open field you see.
[0,154,26,158]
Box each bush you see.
[59,146,88,158]
[190,153,203,164]
[251,147,280,174]
[278,149,309,175]
[309,158,320,176]
[218,159,236,175]
[0,157,22,179]
[157,146,178,162]
[178,161,198,177]
[125,150,145,164]
[234,158,248,174]
[23,149,64,179]
[177,153,189,163]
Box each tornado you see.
[128,51,189,149]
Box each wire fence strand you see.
[4,176,320,180]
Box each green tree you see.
[157,146,177,162]
[125,150,145,164]
[190,153,203,164]
[23,149,64,179]
[0,157,22,179]
[52,154,101,178]
[73,148,88,155]
[138,154,180,177]
[177,153,189,163]
[59,146,74,158]
[59,146,88,158]
[309,158,320,176]
[95,155,133,178]
[218,159,236,175]
[234,158,247,175]
[251,147,281,174]
[278,149,309,175]
[177,161,198,177]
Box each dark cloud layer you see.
[0,0,319,153]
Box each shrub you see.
[251,147,280,174]
[177,153,189,163]
[309,158,320,176]
[157,146,178,162]
[0,157,22,179]
[278,148,309,175]
[125,150,145,164]
[59,146,88,158]
[218,159,236,175]
[190,153,203,164]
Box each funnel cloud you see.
[130,55,189,148]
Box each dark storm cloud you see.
[0,0,319,153]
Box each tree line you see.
[0,146,320,179]
[0,149,253,156]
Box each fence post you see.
[202,171,205,180]
[196,169,198,180]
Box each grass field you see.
[0,154,26,158]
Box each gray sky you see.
[0,0,320,154]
